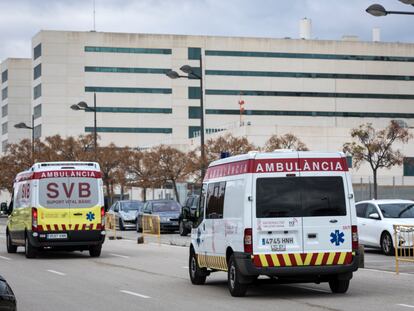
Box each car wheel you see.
[329,279,350,294]
[119,219,125,231]
[189,249,207,285]
[227,254,248,297]
[25,234,38,259]
[6,231,17,253]
[179,221,189,236]
[89,244,102,257]
[381,232,394,256]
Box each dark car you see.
[137,200,181,232]
[107,200,144,231]
[178,195,199,236]
[0,275,16,311]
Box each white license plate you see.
[263,237,294,252]
[47,233,68,239]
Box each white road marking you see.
[398,304,414,309]
[120,290,150,299]
[290,285,331,293]
[110,253,129,259]
[362,268,413,276]
[47,269,66,276]
[0,256,11,260]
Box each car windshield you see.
[152,201,180,212]
[379,203,414,218]
[121,202,143,212]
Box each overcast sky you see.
[0,0,413,62]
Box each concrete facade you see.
[0,58,32,152]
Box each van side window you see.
[194,184,207,227]
[206,181,226,219]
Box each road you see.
[1,218,414,311]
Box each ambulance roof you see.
[208,151,345,167]
[16,162,100,178]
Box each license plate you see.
[263,237,294,252]
[47,233,68,239]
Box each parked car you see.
[137,200,181,232]
[356,199,414,255]
[107,200,144,231]
[0,275,16,311]
[179,195,199,236]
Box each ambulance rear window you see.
[256,176,346,218]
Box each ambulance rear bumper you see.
[234,251,359,278]
[28,230,105,248]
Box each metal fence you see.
[394,224,414,274]
[142,214,161,244]
[352,176,414,201]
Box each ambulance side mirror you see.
[0,202,7,213]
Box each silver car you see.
[108,200,143,231]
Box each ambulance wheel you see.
[227,254,248,297]
[189,250,207,285]
[179,221,189,236]
[119,219,125,231]
[25,235,37,259]
[89,244,102,257]
[329,279,350,294]
[6,231,17,253]
[381,232,394,256]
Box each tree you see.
[264,133,309,151]
[205,133,256,163]
[149,145,191,202]
[343,121,412,199]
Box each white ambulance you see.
[189,151,360,297]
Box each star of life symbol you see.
[330,230,345,246]
[86,211,95,222]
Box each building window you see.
[33,64,42,80]
[205,69,414,81]
[188,47,201,60]
[205,89,414,100]
[34,43,41,60]
[2,122,7,135]
[1,87,7,100]
[188,126,225,138]
[84,46,172,55]
[1,70,7,83]
[188,87,201,99]
[188,106,201,119]
[205,50,414,62]
[1,140,8,152]
[85,86,172,94]
[89,107,172,114]
[84,66,170,74]
[34,104,42,119]
[85,127,172,134]
[1,105,7,117]
[403,157,414,176]
[34,124,42,139]
[204,108,414,119]
[33,84,41,99]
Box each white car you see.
[356,199,414,256]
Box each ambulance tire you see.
[89,244,102,257]
[6,231,17,253]
[227,254,248,297]
[329,279,350,294]
[25,234,38,259]
[189,250,207,285]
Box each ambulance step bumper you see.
[234,251,359,278]
[28,230,105,247]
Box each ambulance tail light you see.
[244,228,253,254]
[32,208,38,232]
[352,225,359,251]
[101,206,105,229]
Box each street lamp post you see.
[366,3,414,16]
[71,92,97,159]
[166,54,206,179]
[14,114,35,161]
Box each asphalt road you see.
[1,218,414,311]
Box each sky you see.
[0,0,413,62]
